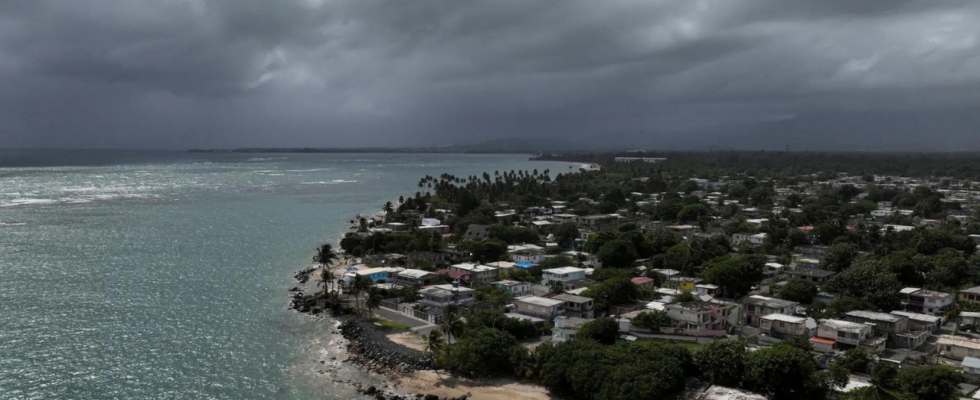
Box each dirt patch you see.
[387,332,427,352]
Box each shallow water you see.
[0,151,576,399]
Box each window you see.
[837,331,846,338]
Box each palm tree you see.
[382,201,394,216]
[318,267,335,296]
[440,305,465,361]
[350,274,374,315]
[422,329,445,355]
[313,244,340,293]
[365,288,383,317]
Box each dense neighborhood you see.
[299,152,980,400]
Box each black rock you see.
[375,394,386,400]
[423,395,439,400]
[364,386,377,395]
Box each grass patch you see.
[376,319,412,330]
[636,338,704,352]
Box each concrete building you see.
[813,319,878,351]
[900,287,954,315]
[741,295,798,327]
[449,263,499,285]
[937,335,980,360]
[665,302,729,331]
[552,294,595,319]
[541,267,587,285]
[961,286,980,305]
[890,310,943,333]
[418,284,476,310]
[552,316,590,342]
[494,280,531,297]
[760,313,813,340]
[514,296,566,320]
[394,269,437,286]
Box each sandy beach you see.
[394,370,554,400]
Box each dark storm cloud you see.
[1,0,978,149]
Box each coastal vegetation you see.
[293,151,980,400]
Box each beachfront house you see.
[418,284,476,310]
[393,269,437,286]
[514,296,565,320]
[344,267,401,283]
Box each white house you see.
[541,267,587,285]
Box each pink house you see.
[631,277,655,289]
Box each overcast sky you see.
[1,0,979,149]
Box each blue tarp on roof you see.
[515,262,536,268]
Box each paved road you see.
[374,307,432,328]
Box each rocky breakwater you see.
[339,317,433,374]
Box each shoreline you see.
[290,226,556,400]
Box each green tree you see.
[576,318,620,345]
[441,328,522,378]
[695,338,747,387]
[820,242,859,272]
[897,365,964,400]
[553,222,581,249]
[677,203,708,222]
[632,311,671,331]
[581,276,641,313]
[778,279,818,304]
[597,239,639,268]
[703,255,765,298]
[825,255,902,311]
[743,345,827,400]
[836,347,871,374]
[585,231,619,254]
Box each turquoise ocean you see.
[0,151,577,399]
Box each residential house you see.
[579,214,621,231]
[494,280,531,297]
[514,296,565,320]
[344,267,401,283]
[845,310,926,348]
[962,357,980,382]
[541,267,587,286]
[760,313,813,341]
[937,335,980,360]
[961,286,980,305]
[394,269,437,286]
[669,276,703,291]
[900,287,954,315]
[449,263,499,285]
[694,284,720,298]
[665,302,729,331]
[786,268,836,284]
[890,310,943,334]
[631,277,655,289]
[418,284,476,310]
[552,294,595,319]
[510,249,546,265]
[812,319,879,351]
[741,295,799,327]
[552,316,590,343]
